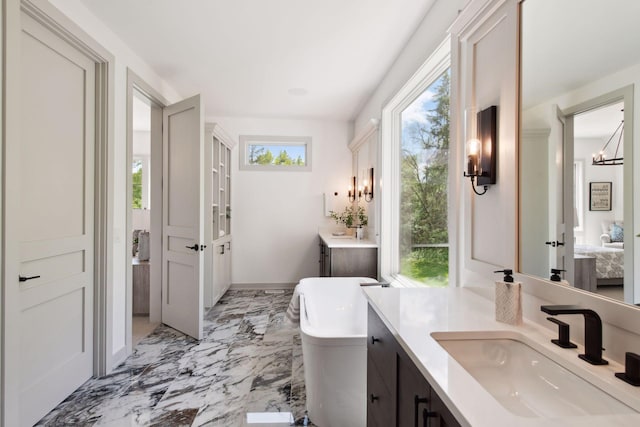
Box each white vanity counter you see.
[363,287,640,426]
[318,230,377,248]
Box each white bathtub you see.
[298,277,376,427]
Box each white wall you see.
[208,116,352,286]
[354,0,468,136]
[43,0,181,366]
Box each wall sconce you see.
[463,105,497,196]
[363,168,374,202]
[348,176,357,202]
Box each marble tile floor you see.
[132,315,161,348]
[37,289,314,426]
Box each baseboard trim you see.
[229,282,297,290]
[110,346,128,373]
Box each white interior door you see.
[162,95,204,340]
[548,104,573,282]
[17,12,95,426]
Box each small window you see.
[239,135,312,171]
[132,159,143,209]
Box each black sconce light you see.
[464,105,497,196]
[363,168,374,202]
[348,176,357,202]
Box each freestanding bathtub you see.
[298,276,377,427]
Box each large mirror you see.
[520,0,640,306]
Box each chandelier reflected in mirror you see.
[592,111,624,166]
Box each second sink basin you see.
[432,331,637,418]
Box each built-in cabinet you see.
[367,305,461,427]
[319,237,377,278]
[204,124,234,307]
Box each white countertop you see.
[363,287,640,427]
[319,230,377,248]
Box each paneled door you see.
[548,104,574,284]
[162,95,204,340]
[17,11,96,426]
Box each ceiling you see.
[80,0,437,121]
[574,101,623,140]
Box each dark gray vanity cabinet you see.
[367,305,461,427]
[318,239,377,278]
[367,303,398,427]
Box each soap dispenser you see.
[550,268,570,285]
[494,269,522,325]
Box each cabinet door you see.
[429,391,461,427]
[320,243,331,277]
[368,306,397,389]
[367,354,395,427]
[330,247,377,278]
[397,351,431,427]
[223,240,232,292]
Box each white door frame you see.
[562,86,635,303]
[2,1,114,425]
[125,69,168,357]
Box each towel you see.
[285,285,300,323]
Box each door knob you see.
[545,240,565,247]
[19,275,41,282]
[185,244,199,252]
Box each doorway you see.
[573,102,626,302]
[131,91,159,346]
[126,70,167,354]
[559,86,635,305]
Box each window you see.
[380,37,450,287]
[132,156,150,210]
[239,135,312,171]
[399,70,450,286]
[132,159,143,209]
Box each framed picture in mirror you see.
[589,182,612,211]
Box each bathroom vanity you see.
[368,304,459,427]
[364,287,640,427]
[318,231,377,278]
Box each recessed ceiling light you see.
[288,87,308,96]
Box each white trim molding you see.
[349,118,379,153]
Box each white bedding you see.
[574,244,624,279]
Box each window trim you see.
[380,36,451,286]
[239,135,312,172]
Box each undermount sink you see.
[432,330,638,418]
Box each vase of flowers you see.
[329,205,368,235]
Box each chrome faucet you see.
[540,305,608,365]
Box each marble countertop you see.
[363,287,640,427]
[318,230,377,248]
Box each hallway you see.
[37,290,306,426]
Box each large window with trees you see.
[379,37,450,287]
[399,71,449,286]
